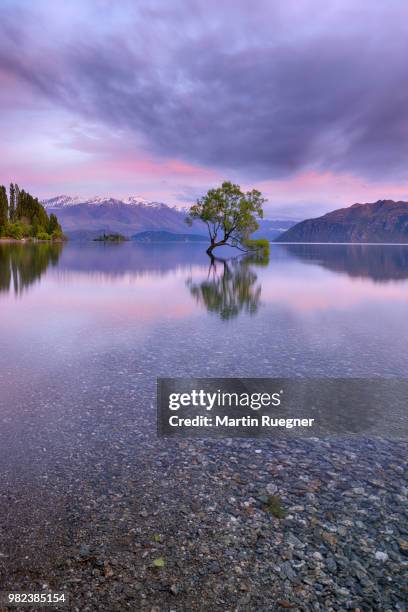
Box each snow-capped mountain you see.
[41,195,84,208]
[41,194,194,238]
[122,195,166,208]
[42,195,172,209]
[41,195,295,240]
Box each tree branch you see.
[224,242,250,252]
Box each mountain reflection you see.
[0,243,63,295]
[187,253,267,320]
[282,244,408,282]
[56,243,210,278]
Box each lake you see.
[2,241,408,380]
[0,241,407,609]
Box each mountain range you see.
[42,195,297,240]
[276,200,408,243]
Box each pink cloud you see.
[255,170,408,217]
[2,107,408,216]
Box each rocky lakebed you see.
[0,432,407,611]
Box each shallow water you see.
[1,240,408,457]
[1,241,408,387]
[0,242,407,608]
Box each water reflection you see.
[282,243,408,282]
[56,243,209,279]
[1,242,408,380]
[0,243,63,294]
[186,252,268,319]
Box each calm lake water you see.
[1,241,408,389]
[1,241,408,608]
[1,240,408,458]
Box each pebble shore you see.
[1,433,407,611]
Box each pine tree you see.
[14,184,20,221]
[48,213,62,235]
[2,182,63,239]
[9,183,15,221]
[32,214,40,237]
[0,185,9,233]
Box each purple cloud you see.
[1,0,408,202]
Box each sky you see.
[1,0,408,218]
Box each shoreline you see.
[0,237,65,243]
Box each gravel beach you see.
[1,424,407,611]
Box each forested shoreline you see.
[0,183,64,241]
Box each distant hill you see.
[42,195,297,240]
[251,219,298,241]
[275,200,408,243]
[132,231,207,242]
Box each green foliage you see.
[15,188,49,228]
[244,238,270,256]
[0,185,8,229]
[6,222,26,240]
[31,214,40,237]
[6,223,23,240]
[0,183,63,240]
[263,495,287,518]
[9,183,15,221]
[6,221,32,239]
[48,213,62,235]
[36,231,52,240]
[186,181,266,253]
[152,557,165,568]
[152,534,162,543]
[51,229,64,240]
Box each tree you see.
[48,213,58,233]
[186,181,266,256]
[1,183,63,240]
[14,184,20,217]
[0,185,9,233]
[9,183,15,222]
[31,214,40,237]
[48,213,63,237]
[15,188,50,232]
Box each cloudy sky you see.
[1,0,408,217]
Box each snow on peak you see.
[42,194,188,211]
[122,196,169,208]
[171,204,189,213]
[122,195,149,205]
[41,195,83,208]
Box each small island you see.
[0,183,64,241]
[93,233,129,242]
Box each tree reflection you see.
[0,243,63,295]
[187,251,268,320]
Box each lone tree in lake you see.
[186,181,266,256]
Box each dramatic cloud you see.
[1,0,408,213]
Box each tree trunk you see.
[206,239,226,256]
